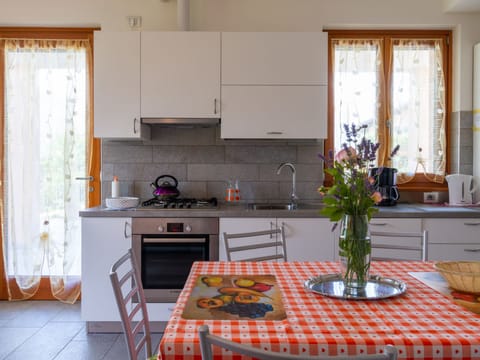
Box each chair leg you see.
[198,325,213,360]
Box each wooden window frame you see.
[325,29,452,192]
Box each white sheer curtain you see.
[4,39,89,303]
[332,39,388,162]
[332,37,446,183]
[391,39,446,184]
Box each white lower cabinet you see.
[370,218,423,261]
[424,218,480,260]
[219,217,334,261]
[278,218,334,261]
[81,217,174,324]
[82,217,132,322]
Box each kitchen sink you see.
[248,203,297,210]
[247,203,322,211]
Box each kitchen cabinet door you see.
[219,218,276,261]
[222,32,327,85]
[141,32,221,118]
[220,32,327,140]
[221,85,327,139]
[424,218,480,260]
[370,218,423,261]
[220,217,334,261]
[279,218,335,261]
[428,244,480,261]
[94,32,149,139]
[81,217,131,322]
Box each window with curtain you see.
[0,28,100,303]
[327,30,451,190]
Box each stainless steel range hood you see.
[141,118,220,127]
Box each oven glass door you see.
[141,235,210,290]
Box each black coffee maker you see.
[369,167,400,206]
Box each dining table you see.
[157,261,480,360]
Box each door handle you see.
[75,176,94,181]
[133,118,138,134]
[124,221,131,239]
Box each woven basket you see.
[434,261,480,294]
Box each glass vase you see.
[338,214,371,296]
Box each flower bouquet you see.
[318,123,399,291]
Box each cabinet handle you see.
[124,221,131,239]
[75,176,94,181]
[464,248,480,252]
[266,131,283,135]
[214,98,218,114]
[370,223,388,226]
[133,118,138,134]
[463,222,480,226]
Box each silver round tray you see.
[304,273,407,300]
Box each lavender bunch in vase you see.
[318,123,399,295]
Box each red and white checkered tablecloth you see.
[158,261,480,360]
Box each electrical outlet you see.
[127,16,142,30]
[423,192,439,203]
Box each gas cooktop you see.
[141,197,218,209]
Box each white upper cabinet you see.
[221,85,327,139]
[220,32,328,139]
[141,32,221,118]
[222,32,327,85]
[94,31,148,139]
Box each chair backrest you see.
[370,230,428,261]
[223,223,287,262]
[109,249,152,360]
[198,325,397,360]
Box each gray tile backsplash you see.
[450,111,473,175]
[101,113,473,204]
[101,126,324,203]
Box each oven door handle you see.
[143,238,206,244]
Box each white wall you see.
[1,0,479,111]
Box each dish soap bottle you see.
[234,180,241,202]
[225,180,234,202]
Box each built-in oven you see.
[132,217,219,303]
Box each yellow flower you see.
[371,191,382,204]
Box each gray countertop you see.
[79,203,480,218]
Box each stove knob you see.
[185,224,192,232]
[157,225,164,232]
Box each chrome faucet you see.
[276,162,298,209]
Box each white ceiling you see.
[444,0,480,13]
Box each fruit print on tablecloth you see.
[181,274,287,320]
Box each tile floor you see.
[0,300,163,360]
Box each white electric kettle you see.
[445,174,476,205]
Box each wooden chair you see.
[223,223,287,262]
[370,230,428,261]
[198,325,398,360]
[109,249,156,360]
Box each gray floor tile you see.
[3,301,65,328]
[4,321,84,360]
[0,301,163,360]
[0,327,39,359]
[103,333,162,360]
[51,303,82,322]
[0,300,34,320]
[53,336,117,360]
